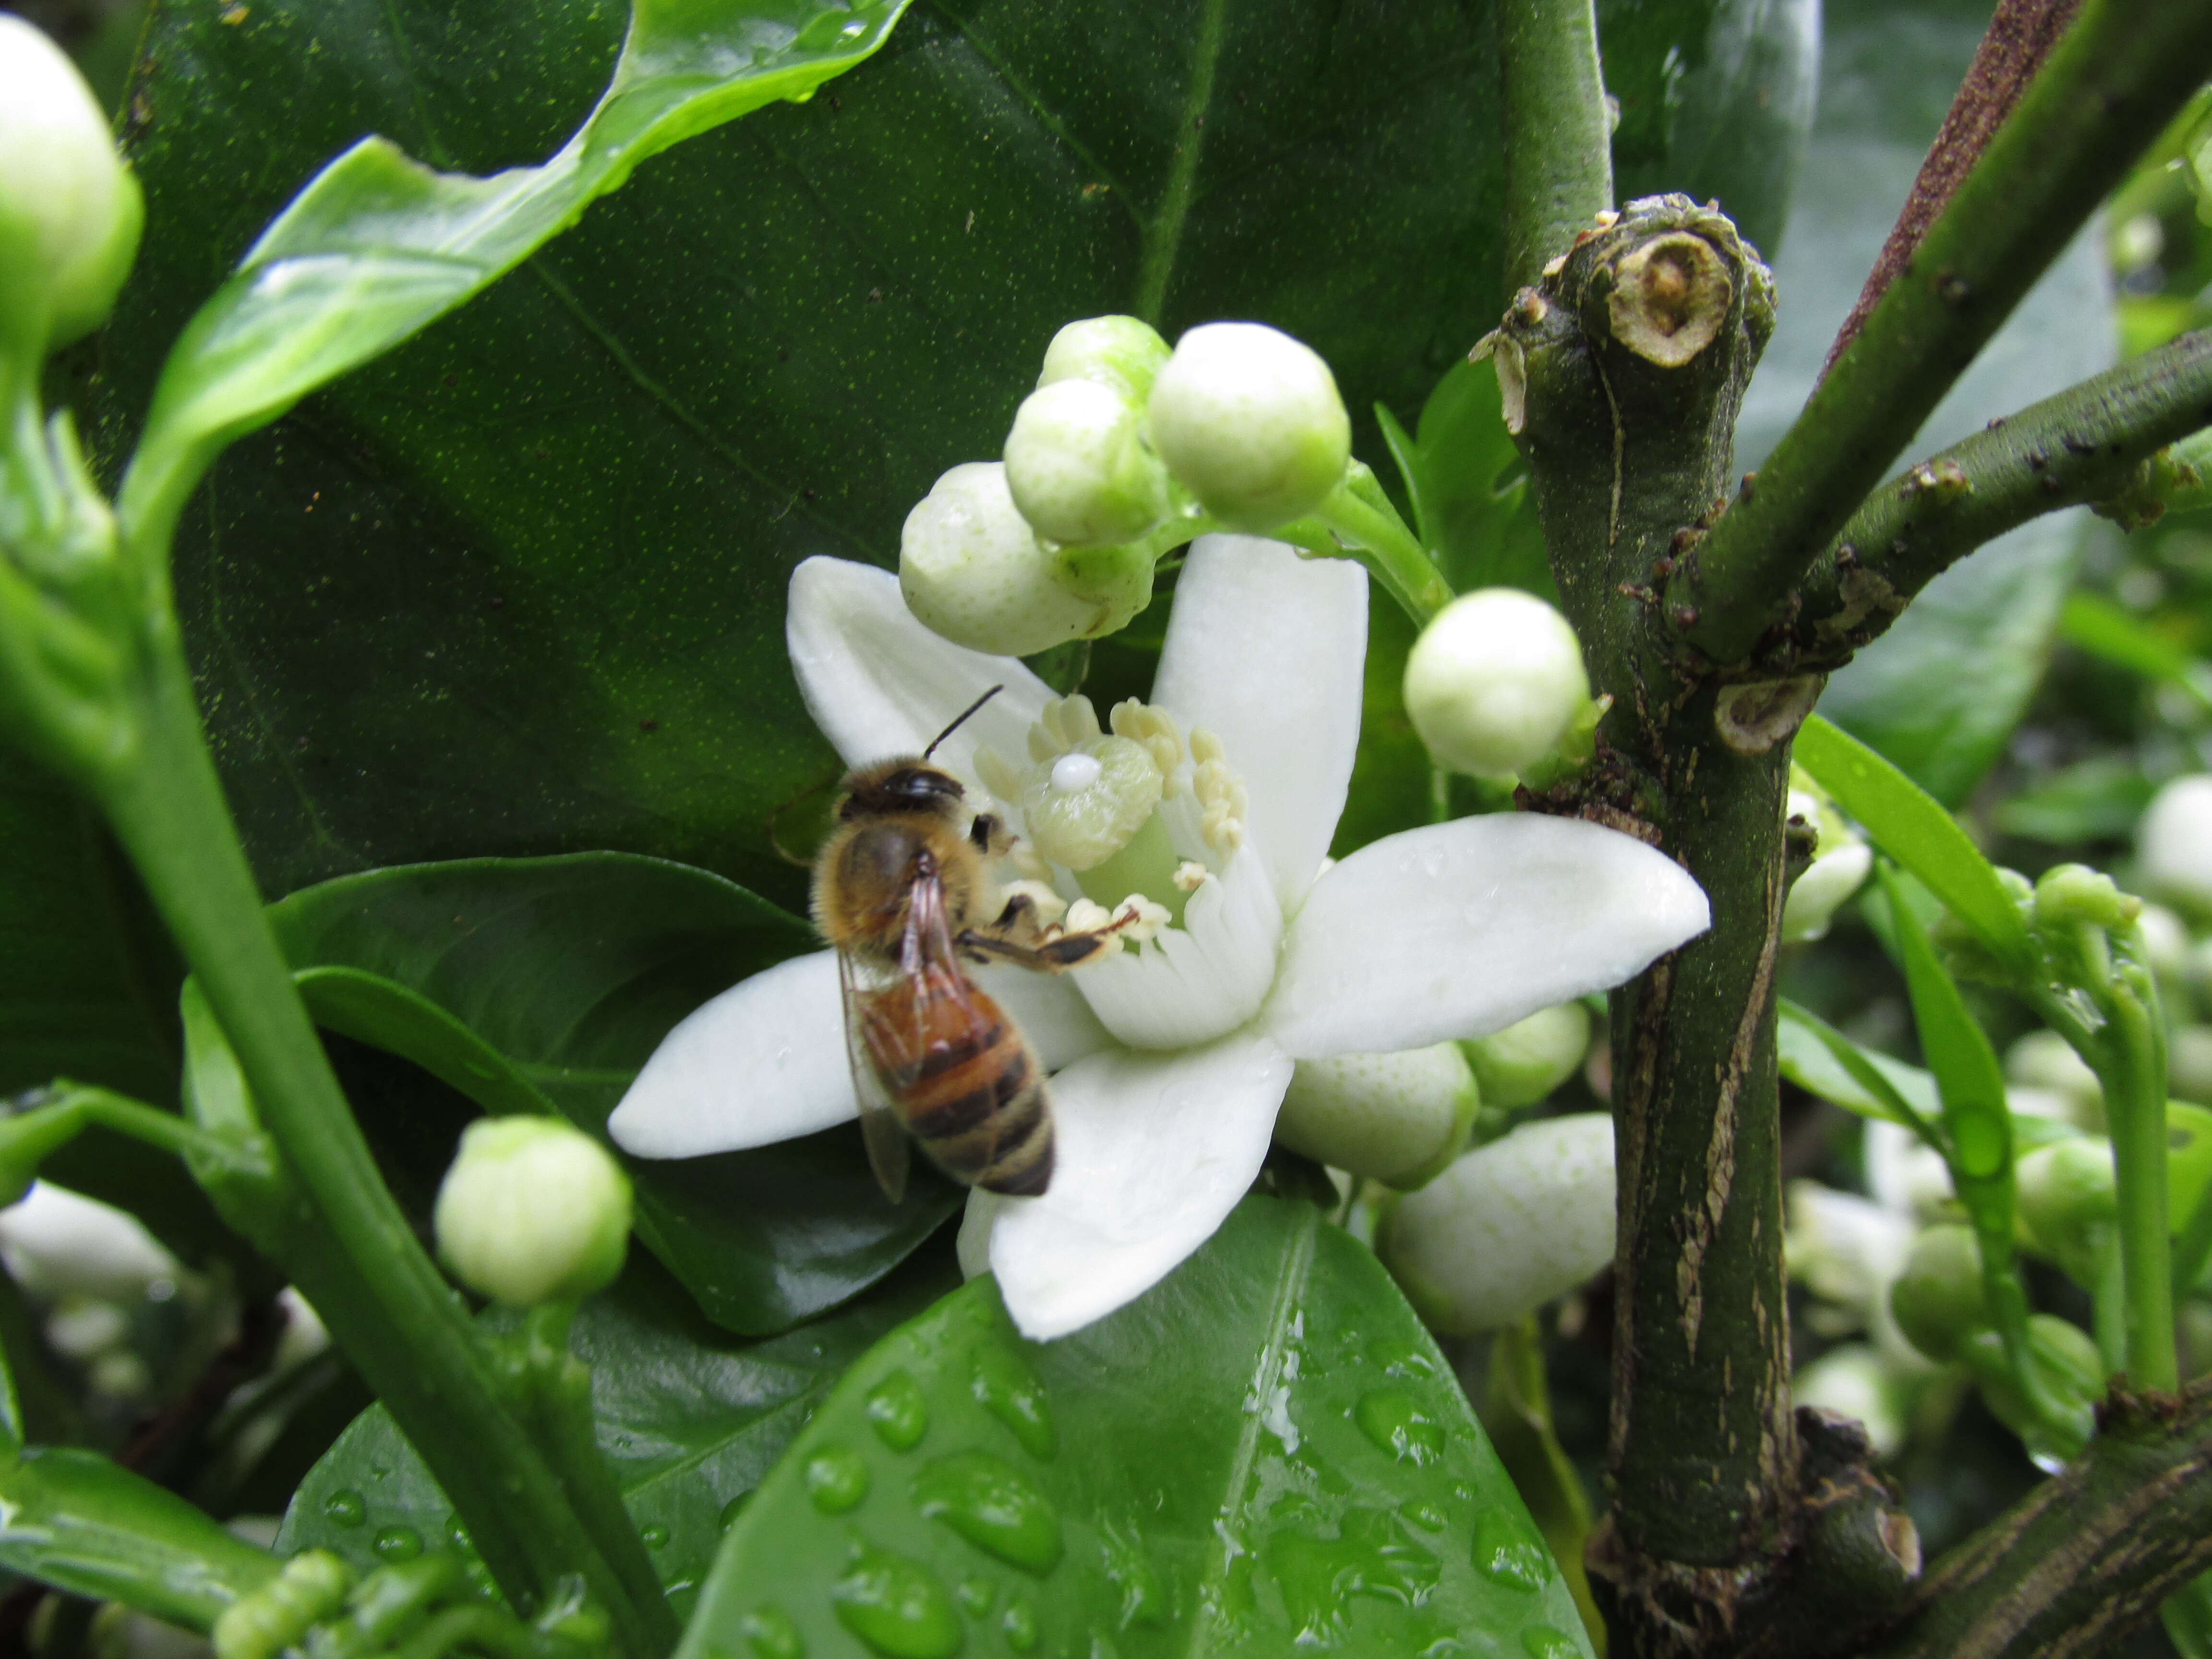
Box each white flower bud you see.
[1461,1000,1590,1110]
[2004,1029,2103,1129]
[2016,1137,2116,1278]
[1272,1042,1478,1189]
[900,462,1153,655]
[1036,314,1171,403]
[1403,590,1591,779]
[1003,379,1171,545]
[1145,322,1350,531]
[2138,902,2190,982]
[0,1181,179,1302]
[434,1117,631,1307]
[1378,1113,1613,1334]
[2171,1025,2212,1106]
[2138,775,2212,914]
[0,15,144,350]
[1785,1179,1913,1318]
[1781,771,1872,942]
[1792,1344,1906,1459]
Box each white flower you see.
[609,537,1709,1339]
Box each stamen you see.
[1109,700,1186,797]
[1114,895,1173,945]
[1191,726,1249,856]
[1173,860,1210,893]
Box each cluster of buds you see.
[901,316,1353,655]
[0,17,142,373]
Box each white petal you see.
[988,1032,1293,1340]
[957,1192,1001,1280]
[1262,814,1709,1058]
[1070,843,1282,1049]
[607,952,856,1157]
[969,963,1113,1071]
[786,557,1053,786]
[1149,535,1367,909]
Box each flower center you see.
[974,693,1250,942]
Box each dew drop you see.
[444,1513,470,1551]
[1368,1341,1439,1380]
[806,1447,871,1515]
[1400,1500,1449,1531]
[720,1492,754,1531]
[738,1604,805,1659]
[1521,1625,1582,1659]
[1474,1510,1551,1593]
[830,1544,962,1659]
[372,1525,422,1562]
[972,1343,1057,1460]
[641,1523,671,1550]
[321,1489,366,1528]
[865,1371,929,1452]
[955,1575,994,1616]
[912,1450,1063,1574]
[1355,1389,1446,1466]
[1001,1597,1038,1652]
[1262,1506,1440,1644]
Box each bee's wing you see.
[838,948,913,1205]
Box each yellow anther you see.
[1108,699,1185,795]
[1173,860,1210,893]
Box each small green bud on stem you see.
[1037,314,1172,403]
[1888,1223,1991,1363]
[434,1117,632,1308]
[1273,1042,1479,1189]
[1402,590,1592,779]
[1460,1001,1591,1110]
[1146,322,1351,531]
[1004,377,1172,545]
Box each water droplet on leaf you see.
[1355,1389,1446,1466]
[739,1604,805,1659]
[830,1543,963,1658]
[912,1451,1063,1573]
[372,1525,422,1562]
[1001,1597,1038,1652]
[866,1371,929,1451]
[806,1447,871,1514]
[1473,1510,1551,1593]
[1262,1506,1441,1643]
[972,1343,1056,1459]
[1521,1624,1581,1659]
[641,1523,670,1549]
[720,1492,754,1531]
[322,1489,365,1527]
[1400,1500,1448,1530]
[955,1576,993,1616]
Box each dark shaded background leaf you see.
[687,1198,1592,1657]
[266,854,959,1334]
[276,1250,955,1623]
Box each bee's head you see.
[838,760,968,821]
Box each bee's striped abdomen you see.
[863,980,1055,1196]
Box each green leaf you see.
[264,853,960,1334]
[2058,590,2212,714]
[98,0,1795,908]
[276,1252,953,1624]
[117,0,913,546]
[1795,715,2036,979]
[1378,361,1552,601]
[0,1447,281,1632]
[1993,753,2157,846]
[1776,998,1937,1135]
[1737,0,2116,804]
[686,1198,1590,1658]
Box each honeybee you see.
[813,688,1128,1202]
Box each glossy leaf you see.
[685,1198,1590,1658]
[1738,0,2116,804]
[98,0,1816,912]
[2058,591,2212,715]
[0,1447,280,1632]
[264,853,960,1334]
[1777,998,1936,1136]
[117,0,914,546]
[1795,715,2036,979]
[1376,361,1551,601]
[277,1252,952,1623]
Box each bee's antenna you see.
[924,684,1004,759]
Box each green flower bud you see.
[1967,1314,2102,1469]
[1461,1000,1590,1110]
[0,15,144,353]
[434,1117,631,1307]
[2033,862,2140,933]
[1887,1224,1990,1363]
[1403,590,1592,780]
[1036,314,1171,403]
[1379,1113,1613,1335]
[2138,775,2212,916]
[1003,378,1172,545]
[1145,321,1351,531]
[212,1550,353,1659]
[1273,1042,1479,1189]
[900,462,1153,655]
[2015,1137,2116,1281]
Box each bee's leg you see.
[959,913,1132,974]
[969,811,1015,859]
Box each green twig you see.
[97,633,673,1655]
[1772,330,2212,668]
[1665,0,2212,662]
[1497,0,1614,299]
